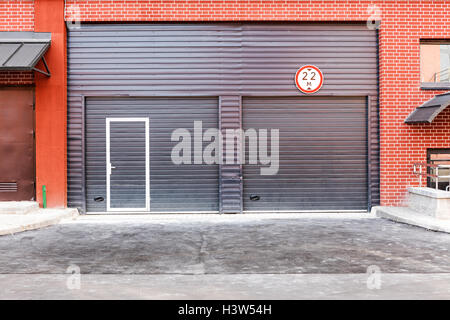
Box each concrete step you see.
[0,208,79,236]
[0,201,39,215]
[374,206,450,233]
[407,187,450,219]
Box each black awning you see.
[0,32,51,76]
[405,92,450,124]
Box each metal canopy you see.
[0,32,51,76]
[405,92,450,124]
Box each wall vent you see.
[0,182,18,192]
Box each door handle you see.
[108,163,116,175]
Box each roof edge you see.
[0,32,51,43]
[405,93,450,124]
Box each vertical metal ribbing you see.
[367,96,372,211]
[81,95,87,214]
[219,95,243,214]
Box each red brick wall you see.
[0,71,34,85]
[379,1,450,205]
[65,0,372,21]
[54,0,450,206]
[0,0,34,31]
[0,0,35,85]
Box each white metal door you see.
[106,118,150,212]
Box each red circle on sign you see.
[295,65,324,94]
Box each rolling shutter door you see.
[85,97,219,212]
[67,23,379,212]
[243,96,368,211]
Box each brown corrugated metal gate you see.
[67,23,379,213]
[0,87,35,201]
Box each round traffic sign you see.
[295,65,324,94]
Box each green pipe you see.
[42,185,47,209]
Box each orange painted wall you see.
[34,0,67,208]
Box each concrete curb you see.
[0,201,39,215]
[0,208,79,236]
[374,206,450,233]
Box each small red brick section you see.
[0,71,34,85]
[0,0,35,85]
[0,0,34,31]
[65,0,450,206]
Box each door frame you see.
[105,117,150,212]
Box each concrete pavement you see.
[1,273,450,299]
[0,213,450,299]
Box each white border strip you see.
[106,117,150,213]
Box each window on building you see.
[421,41,450,87]
[427,149,450,190]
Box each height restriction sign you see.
[295,65,324,94]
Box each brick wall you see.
[0,0,35,85]
[65,0,372,21]
[6,0,437,206]
[0,71,34,85]
[378,1,450,205]
[0,0,34,31]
